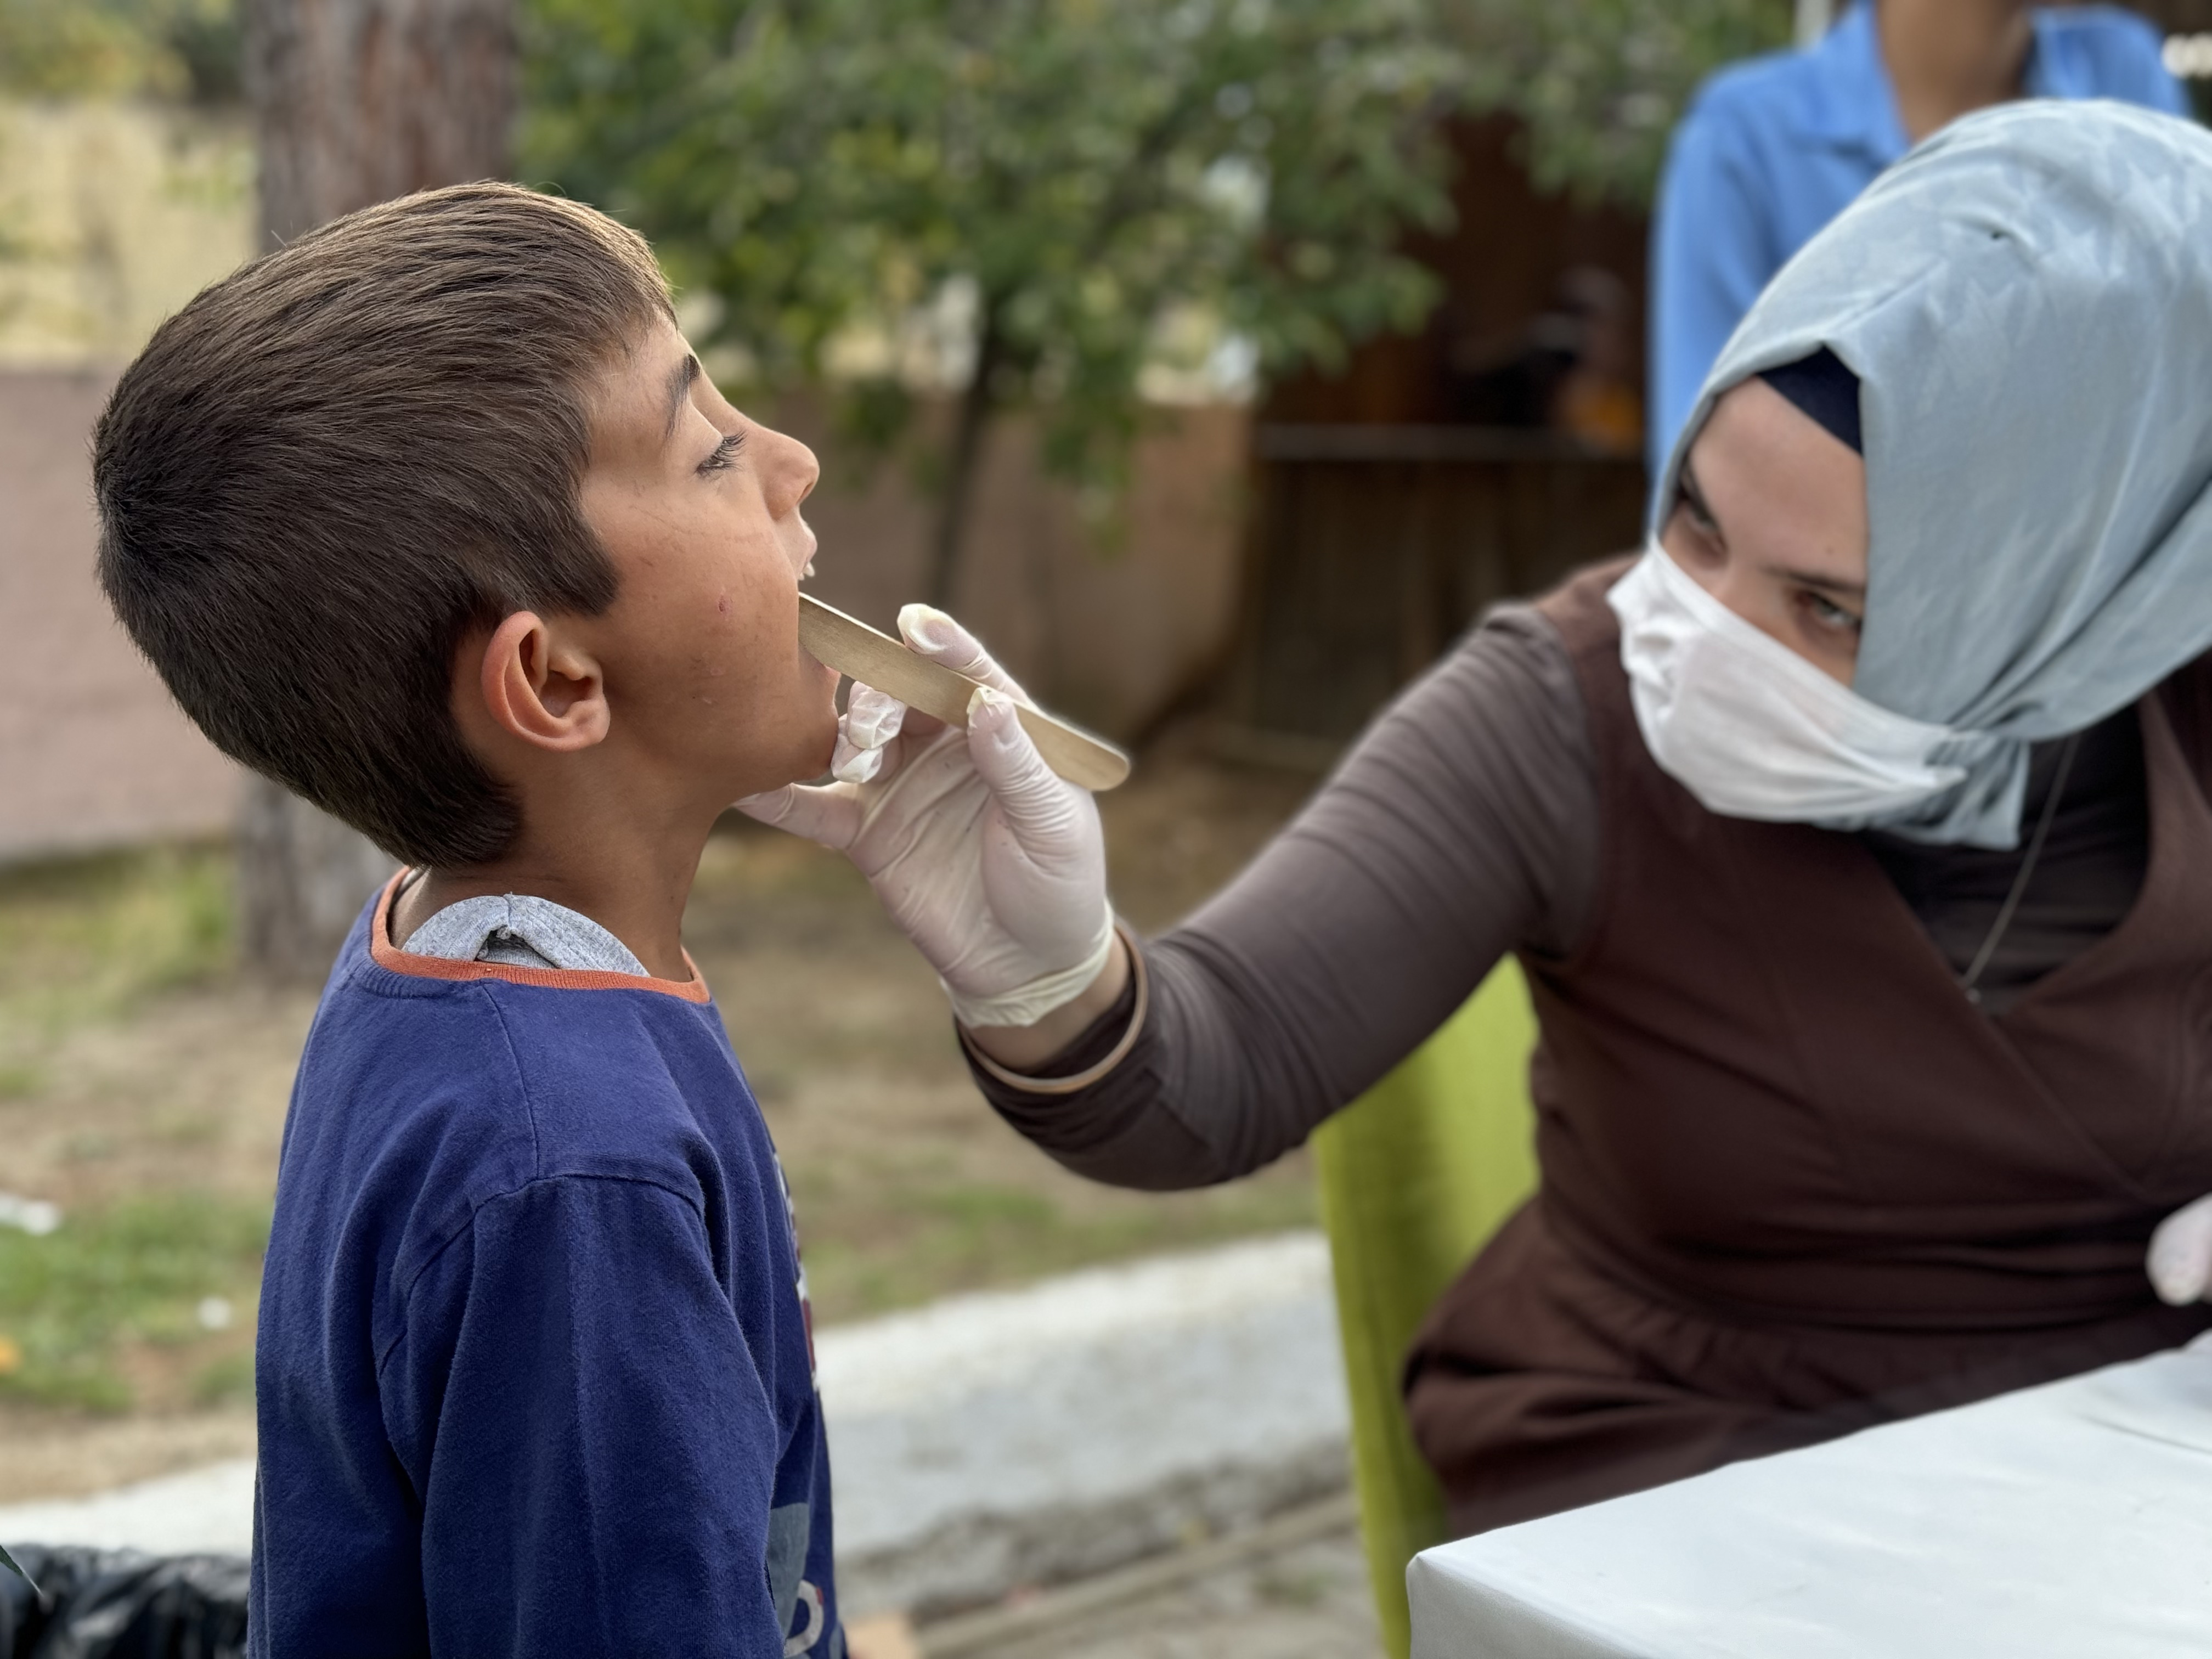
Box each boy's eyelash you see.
[698,432,743,475]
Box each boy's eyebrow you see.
[662,353,701,444]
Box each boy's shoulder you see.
[286,900,761,1259]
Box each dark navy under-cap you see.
[1759,347,1862,454]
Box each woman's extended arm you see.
[970,605,1599,1189]
[741,596,1599,1190]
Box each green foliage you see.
[191,1347,256,1406]
[0,0,241,103]
[0,851,256,1417]
[1443,0,1794,205]
[523,0,1460,505]
[0,844,233,1047]
[0,1192,268,1412]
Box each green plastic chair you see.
[1312,962,1540,1659]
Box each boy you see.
[93,183,846,1657]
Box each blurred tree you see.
[523,0,1460,607]
[0,0,244,325]
[1444,0,1793,205]
[0,0,243,103]
[235,0,512,978]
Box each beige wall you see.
[0,373,1245,861]
[0,368,240,860]
[0,103,258,856]
[0,103,1249,857]
[787,397,1250,741]
[0,101,255,369]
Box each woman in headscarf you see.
[743,100,2212,1531]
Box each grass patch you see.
[1257,1566,1335,1609]
[191,1350,255,1407]
[0,843,234,1113]
[0,843,233,1046]
[0,1192,268,1412]
[791,1160,1318,1323]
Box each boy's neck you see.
[390,813,712,983]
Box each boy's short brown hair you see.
[94,182,673,867]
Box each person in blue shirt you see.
[88,183,867,1658]
[1649,1,2187,472]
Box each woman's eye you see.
[698,432,742,476]
[1802,590,1861,634]
[1667,497,1722,562]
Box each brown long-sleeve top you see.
[971,597,2149,1190]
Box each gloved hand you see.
[737,604,1114,1028]
[2147,1193,2212,1306]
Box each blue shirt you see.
[249,881,842,1659]
[1649,4,2187,471]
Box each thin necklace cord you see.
[1959,731,2083,1005]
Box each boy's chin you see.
[712,672,840,794]
[799,726,839,784]
[706,709,839,803]
[787,700,842,784]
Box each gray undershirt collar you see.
[400,892,649,977]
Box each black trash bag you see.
[0,1546,247,1659]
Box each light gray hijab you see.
[1656,100,2212,848]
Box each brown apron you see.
[1406,560,2212,1534]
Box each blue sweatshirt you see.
[249,878,840,1658]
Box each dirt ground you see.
[956,1525,1380,1659]
[0,734,1322,1502]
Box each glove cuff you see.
[944,904,1118,1029]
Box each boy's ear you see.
[476,612,610,753]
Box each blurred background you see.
[2,0,2209,1650]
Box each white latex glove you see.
[2147,1193,2212,1306]
[737,604,1114,1028]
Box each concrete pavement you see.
[0,1232,1352,1622]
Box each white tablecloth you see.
[1409,1337,2212,1657]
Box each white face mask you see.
[1606,541,1971,826]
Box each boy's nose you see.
[761,427,820,520]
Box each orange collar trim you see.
[366,871,713,1005]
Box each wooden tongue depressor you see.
[798,594,1132,792]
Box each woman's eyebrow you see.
[1680,463,1864,599]
[662,353,701,445]
[1764,564,1866,599]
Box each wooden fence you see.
[1221,425,1649,763]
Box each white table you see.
[1409,1337,2212,1657]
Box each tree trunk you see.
[236,0,514,978]
[926,314,1007,611]
[235,780,405,981]
[245,0,515,241]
